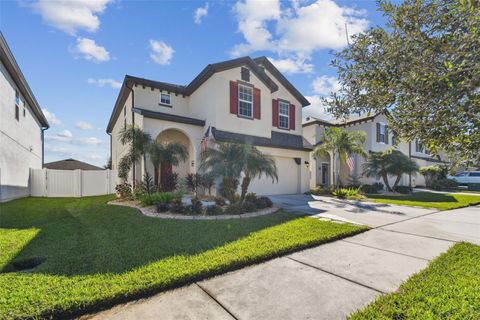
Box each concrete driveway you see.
[86,199,480,320]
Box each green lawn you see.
[0,196,366,319]
[350,242,480,319]
[367,192,480,210]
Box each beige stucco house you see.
[106,56,313,195]
[0,32,49,202]
[303,112,450,188]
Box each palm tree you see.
[362,150,419,191]
[118,125,151,186]
[238,144,278,203]
[148,141,188,189]
[200,142,245,201]
[313,127,367,187]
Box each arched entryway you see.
[151,129,195,185]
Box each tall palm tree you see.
[362,150,419,191]
[238,144,278,203]
[200,142,245,201]
[118,125,151,186]
[313,127,367,187]
[148,141,188,188]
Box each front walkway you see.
[86,201,480,320]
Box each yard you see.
[367,192,480,210]
[0,195,366,319]
[349,242,480,319]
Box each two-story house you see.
[0,32,49,202]
[303,112,450,188]
[107,56,313,195]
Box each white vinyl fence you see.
[30,168,118,197]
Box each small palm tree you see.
[149,141,188,189]
[313,127,367,187]
[200,142,245,202]
[363,150,419,191]
[238,144,278,203]
[118,125,151,186]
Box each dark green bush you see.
[214,196,226,206]
[224,203,244,215]
[333,188,364,200]
[242,201,257,212]
[205,205,224,216]
[156,202,170,213]
[255,196,273,208]
[393,185,412,194]
[169,201,186,214]
[310,186,333,195]
[245,193,258,202]
[360,184,380,194]
[468,183,480,191]
[431,178,458,190]
[372,182,384,191]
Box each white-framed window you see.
[415,139,424,153]
[279,101,290,129]
[379,124,386,143]
[15,90,21,106]
[238,84,253,118]
[160,92,171,105]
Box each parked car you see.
[448,171,480,185]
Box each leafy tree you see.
[325,0,480,164]
[118,125,151,186]
[363,150,419,191]
[313,127,367,187]
[148,142,188,189]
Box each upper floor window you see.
[15,90,21,106]
[160,93,171,105]
[415,139,424,153]
[238,84,253,118]
[15,105,19,121]
[278,101,290,129]
[377,123,386,143]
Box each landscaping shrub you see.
[187,198,203,215]
[214,196,226,206]
[224,203,244,215]
[205,205,224,216]
[468,183,480,191]
[393,185,412,194]
[245,192,258,202]
[360,184,381,194]
[156,202,170,213]
[372,182,384,191]
[140,172,156,194]
[333,188,364,200]
[169,201,186,214]
[132,186,146,200]
[431,178,458,191]
[420,165,446,188]
[139,192,176,206]
[254,196,273,209]
[242,201,257,213]
[184,173,202,194]
[115,182,132,199]
[310,186,333,195]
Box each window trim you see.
[278,100,290,130]
[378,123,386,143]
[159,92,172,106]
[238,84,253,119]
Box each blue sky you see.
[1,0,387,167]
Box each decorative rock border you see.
[108,200,280,220]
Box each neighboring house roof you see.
[107,56,309,133]
[44,159,104,170]
[211,127,313,151]
[132,107,205,126]
[0,32,49,128]
[303,112,383,128]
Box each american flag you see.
[346,154,354,172]
[200,126,210,153]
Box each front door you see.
[321,164,329,186]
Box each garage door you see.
[248,156,300,195]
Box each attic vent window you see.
[241,67,250,82]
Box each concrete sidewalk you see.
[86,205,479,320]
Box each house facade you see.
[0,32,49,202]
[107,57,313,195]
[303,112,450,188]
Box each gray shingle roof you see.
[44,159,103,170]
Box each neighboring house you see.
[0,32,49,202]
[44,158,104,171]
[107,56,313,195]
[303,112,450,188]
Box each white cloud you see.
[303,95,335,121]
[75,121,94,130]
[87,78,121,89]
[42,108,61,125]
[312,75,341,96]
[231,0,368,74]
[149,40,174,65]
[194,3,209,25]
[267,57,314,74]
[80,137,104,145]
[74,38,110,62]
[31,0,113,35]
[57,129,73,138]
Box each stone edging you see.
[108,200,280,220]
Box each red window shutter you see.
[253,87,261,119]
[289,104,295,130]
[272,99,279,127]
[230,81,238,114]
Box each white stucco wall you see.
[0,60,43,201]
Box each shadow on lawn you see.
[368,192,459,203]
[0,196,296,276]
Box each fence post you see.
[44,168,48,197]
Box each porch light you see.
[304,161,310,168]
[191,160,195,167]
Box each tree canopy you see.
[326,0,479,164]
